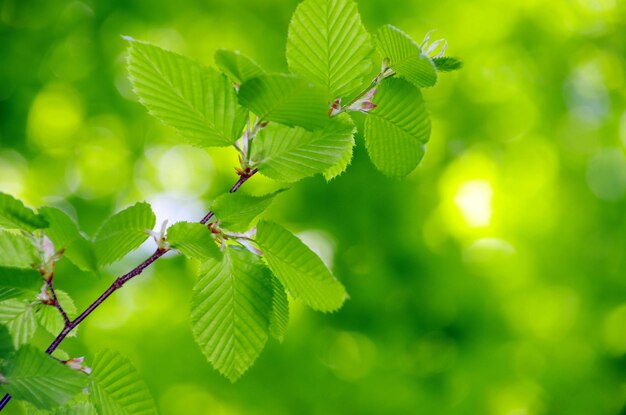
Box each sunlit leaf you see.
[191,246,272,382]
[255,221,347,312]
[0,192,48,232]
[376,25,437,88]
[0,300,36,348]
[211,190,283,232]
[127,39,248,147]
[0,231,39,270]
[94,202,156,266]
[286,0,373,100]
[364,77,430,177]
[167,222,221,262]
[1,345,88,409]
[251,114,356,183]
[40,208,97,273]
[215,49,265,85]
[90,349,158,415]
[269,276,289,342]
[238,74,328,130]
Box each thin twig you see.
[46,279,70,326]
[0,171,258,411]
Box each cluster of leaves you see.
[0,193,159,413]
[0,0,460,411]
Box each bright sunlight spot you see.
[454,180,493,227]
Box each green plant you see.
[0,0,460,411]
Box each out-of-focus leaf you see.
[40,207,97,273]
[0,193,48,232]
[0,268,40,302]
[211,190,283,232]
[255,220,347,312]
[127,39,248,147]
[167,222,221,262]
[89,349,158,415]
[252,114,356,183]
[376,25,437,88]
[238,74,328,130]
[191,246,272,382]
[286,0,373,100]
[1,345,88,409]
[94,202,156,267]
[0,324,14,359]
[433,56,463,72]
[0,231,39,270]
[215,49,265,85]
[364,77,430,177]
[0,299,36,348]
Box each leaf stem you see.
[46,278,70,327]
[0,172,256,412]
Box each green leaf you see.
[0,231,39,269]
[94,202,156,267]
[269,277,289,342]
[0,324,14,359]
[0,299,36,348]
[35,290,77,338]
[433,56,463,72]
[1,345,87,409]
[167,222,221,262]
[215,49,265,85]
[376,25,437,88]
[126,39,248,147]
[89,349,158,415]
[23,401,98,415]
[211,190,283,232]
[323,124,355,181]
[191,246,272,382]
[255,221,346,312]
[364,77,430,177]
[0,267,40,302]
[238,74,328,130]
[40,208,97,273]
[251,114,356,183]
[286,0,373,100]
[0,192,48,231]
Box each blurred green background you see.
[1,0,626,413]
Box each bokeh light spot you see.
[454,180,493,227]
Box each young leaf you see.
[126,39,248,147]
[0,324,14,359]
[0,267,40,302]
[322,126,356,181]
[364,77,430,177]
[286,0,373,100]
[89,349,158,415]
[52,402,98,415]
[251,114,356,183]
[0,299,36,348]
[0,231,39,270]
[167,222,221,262]
[35,290,77,338]
[94,202,156,267]
[269,277,289,342]
[0,192,48,231]
[1,345,88,409]
[211,190,283,232]
[238,74,328,131]
[255,221,347,312]
[376,25,437,88]
[433,56,463,72]
[215,49,265,85]
[191,246,272,382]
[40,208,97,273]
